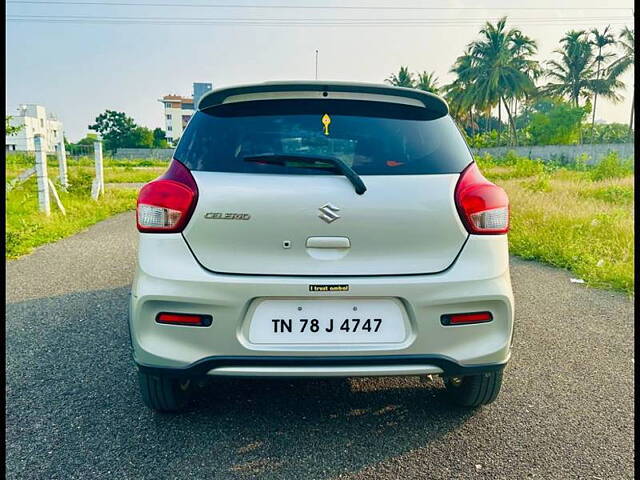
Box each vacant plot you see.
[5,152,634,294]
[5,155,162,259]
[479,151,634,295]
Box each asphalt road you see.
[6,212,634,480]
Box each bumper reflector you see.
[156,312,213,327]
[441,311,493,326]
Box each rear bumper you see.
[129,233,514,376]
[136,354,508,378]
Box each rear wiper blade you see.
[243,153,367,195]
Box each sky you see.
[5,0,635,142]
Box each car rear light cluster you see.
[136,159,198,233]
[156,312,213,327]
[441,311,493,326]
[454,162,509,234]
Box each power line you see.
[5,0,635,10]
[6,14,632,21]
[7,17,632,26]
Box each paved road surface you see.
[6,212,634,479]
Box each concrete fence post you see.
[57,140,69,190]
[34,135,51,216]
[92,141,104,200]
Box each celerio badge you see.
[204,212,251,220]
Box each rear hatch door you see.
[177,98,472,275]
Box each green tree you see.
[444,50,480,134]
[526,97,587,145]
[465,17,539,145]
[607,27,635,132]
[543,31,595,107]
[385,66,415,88]
[127,126,154,148]
[152,128,169,148]
[89,110,137,153]
[5,116,24,136]
[415,71,440,94]
[589,26,617,135]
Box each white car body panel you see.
[130,233,513,371]
[183,173,468,275]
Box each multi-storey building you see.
[5,104,64,153]
[159,82,212,145]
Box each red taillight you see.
[441,311,493,326]
[156,312,213,327]
[454,162,509,235]
[136,159,198,233]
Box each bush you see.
[513,157,544,177]
[502,150,524,166]
[583,123,634,144]
[475,152,496,170]
[590,152,634,181]
[521,172,552,192]
[579,186,634,205]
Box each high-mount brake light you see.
[136,159,198,233]
[454,162,509,235]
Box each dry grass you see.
[484,168,634,294]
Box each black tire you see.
[444,370,504,408]
[137,370,192,412]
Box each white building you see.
[159,82,212,145]
[5,104,64,153]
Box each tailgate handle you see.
[306,237,351,249]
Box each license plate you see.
[248,299,407,344]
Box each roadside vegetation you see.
[5,151,633,295]
[477,151,634,295]
[386,21,634,148]
[5,154,166,259]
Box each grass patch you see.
[578,185,634,205]
[6,168,138,259]
[482,163,634,295]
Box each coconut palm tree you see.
[608,27,635,131]
[543,30,596,107]
[589,26,617,135]
[544,29,626,142]
[385,66,415,88]
[415,71,440,94]
[444,50,480,134]
[465,17,539,145]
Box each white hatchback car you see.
[129,81,514,412]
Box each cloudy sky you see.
[6,0,634,141]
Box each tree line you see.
[385,18,634,146]
[65,110,170,154]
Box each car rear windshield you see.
[174,99,473,175]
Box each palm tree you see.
[589,26,617,135]
[385,66,415,88]
[415,71,440,94]
[543,30,595,107]
[465,17,539,145]
[544,29,626,143]
[608,27,635,131]
[510,30,542,118]
[444,50,480,134]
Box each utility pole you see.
[315,50,318,80]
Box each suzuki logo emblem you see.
[318,203,340,223]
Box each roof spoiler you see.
[197,81,449,117]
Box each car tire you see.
[137,370,191,412]
[444,370,503,407]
